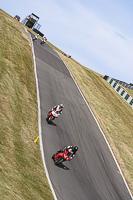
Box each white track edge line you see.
[30,36,58,200]
[58,54,133,199]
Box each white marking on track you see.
[59,54,133,200]
[30,35,58,200]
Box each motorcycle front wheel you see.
[47,116,53,123]
[55,157,64,165]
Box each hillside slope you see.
[0,9,54,200]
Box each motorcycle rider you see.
[56,145,78,160]
[46,104,64,122]
[34,34,39,39]
[49,104,64,115]
[63,145,78,160]
[43,36,47,41]
[41,36,47,44]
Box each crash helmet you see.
[74,146,78,152]
[60,104,64,108]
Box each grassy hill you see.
[0,8,133,199]
[0,9,54,200]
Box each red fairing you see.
[54,150,71,162]
[41,40,45,44]
[48,111,56,119]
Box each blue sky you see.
[1,0,133,83]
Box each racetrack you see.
[32,35,132,200]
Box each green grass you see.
[0,9,54,200]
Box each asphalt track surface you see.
[32,35,132,200]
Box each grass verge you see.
[0,9,54,200]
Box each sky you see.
[1,0,133,83]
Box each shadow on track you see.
[51,157,70,170]
[47,121,57,126]
[46,119,57,126]
[55,163,70,170]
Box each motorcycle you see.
[40,40,46,45]
[52,150,72,165]
[33,37,37,41]
[46,110,59,123]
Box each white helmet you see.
[60,104,64,108]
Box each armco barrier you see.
[104,76,133,109]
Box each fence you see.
[104,76,133,108]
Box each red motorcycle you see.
[46,110,59,123]
[52,150,72,165]
[40,40,46,45]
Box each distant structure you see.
[21,13,44,37]
[104,75,133,90]
[22,13,41,30]
[103,75,133,108]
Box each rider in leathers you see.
[41,36,47,43]
[35,34,39,39]
[57,145,78,160]
[49,104,64,115]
